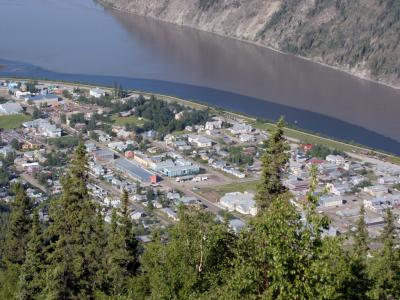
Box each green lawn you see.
[206,180,260,196]
[0,114,31,129]
[112,115,146,127]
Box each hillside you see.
[102,0,400,87]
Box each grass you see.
[251,121,368,153]
[0,114,31,129]
[205,180,260,196]
[112,115,146,127]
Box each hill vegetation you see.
[0,119,399,299]
[103,0,400,87]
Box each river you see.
[0,0,399,154]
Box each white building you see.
[188,135,212,148]
[205,120,222,130]
[220,192,257,216]
[89,87,106,98]
[0,102,22,115]
[229,123,253,135]
[363,185,388,197]
[239,133,256,143]
[326,155,346,165]
[319,195,343,207]
[22,119,61,137]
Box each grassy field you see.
[112,115,146,127]
[0,114,31,129]
[203,180,260,196]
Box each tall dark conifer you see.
[255,117,289,212]
[18,209,44,300]
[44,142,103,299]
[4,183,32,265]
[368,209,400,299]
[344,203,371,299]
[106,190,138,295]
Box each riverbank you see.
[2,76,399,165]
[99,0,400,90]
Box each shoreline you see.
[1,75,399,165]
[99,1,400,91]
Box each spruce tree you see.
[106,190,138,295]
[255,117,289,212]
[345,203,371,299]
[368,209,400,299]
[0,183,32,299]
[44,142,103,299]
[4,183,32,265]
[18,209,45,300]
[140,207,235,299]
[222,165,347,299]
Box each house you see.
[162,208,179,221]
[0,102,22,115]
[326,182,350,196]
[15,91,31,100]
[94,149,115,162]
[288,180,310,192]
[319,195,343,207]
[205,120,222,130]
[22,119,61,137]
[363,185,388,197]
[188,135,212,148]
[229,219,245,233]
[229,123,253,135]
[29,94,59,106]
[239,133,256,143]
[326,155,346,165]
[89,87,105,98]
[0,146,15,157]
[220,192,257,216]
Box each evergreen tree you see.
[0,183,32,299]
[140,207,235,299]
[344,203,371,299]
[106,190,138,296]
[368,209,400,299]
[44,142,103,299]
[3,183,32,265]
[222,165,347,299]
[18,209,45,300]
[255,117,289,211]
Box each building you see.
[288,180,310,192]
[318,195,343,207]
[29,94,59,106]
[94,149,115,162]
[363,185,388,197]
[239,133,256,143]
[15,91,31,100]
[229,219,245,233]
[115,158,154,183]
[89,87,106,98]
[220,192,257,216]
[205,120,222,130]
[326,155,346,165]
[162,208,179,221]
[22,119,61,137]
[0,102,22,115]
[188,135,212,148]
[0,146,15,157]
[153,159,200,177]
[229,123,253,135]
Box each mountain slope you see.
[102,0,400,87]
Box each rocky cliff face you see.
[103,0,400,87]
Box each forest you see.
[0,119,399,299]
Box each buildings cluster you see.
[22,119,62,138]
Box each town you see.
[1,79,400,241]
